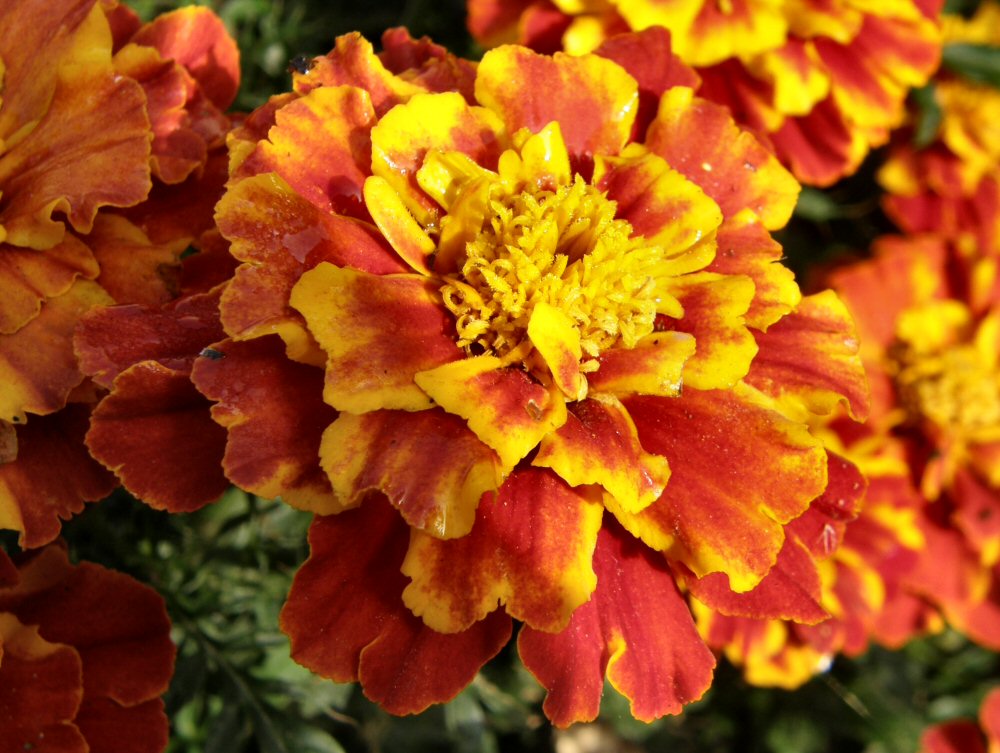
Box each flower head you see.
[467,0,943,186]
[190,29,868,723]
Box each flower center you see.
[439,175,664,367]
[894,342,1000,435]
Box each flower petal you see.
[191,337,338,513]
[319,409,501,539]
[216,172,406,342]
[0,280,112,423]
[415,356,567,470]
[280,502,512,715]
[534,395,670,514]
[75,288,224,390]
[0,32,151,249]
[401,467,603,633]
[666,272,757,391]
[86,362,228,512]
[0,405,115,548]
[587,331,696,396]
[129,6,240,110]
[614,386,827,591]
[292,263,461,413]
[747,289,869,420]
[475,45,638,161]
[235,85,377,220]
[87,215,186,308]
[0,614,86,753]
[645,87,799,229]
[0,235,98,334]
[518,521,715,726]
[74,697,168,753]
[370,91,505,225]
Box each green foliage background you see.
[42,0,1000,751]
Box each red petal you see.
[401,468,602,632]
[75,697,169,753]
[518,522,715,726]
[0,405,115,548]
[86,362,228,512]
[281,501,512,714]
[191,337,338,513]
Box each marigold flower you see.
[828,235,1000,649]
[880,2,1000,257]
[0,0,239,544]
[918,686,1000,753]
[467,0,943,186]
[0,544,175,753]
[188,29,867,723]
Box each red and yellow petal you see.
[666,272,757,391]
[191,337,339,513]
[235,85,377,220]
[587,331,696,396]
[401,468,602,633]
[645,86,799,229]
[518,522,715,727]
[0,614,86,753]
[280,501,512,715]
[534,395,670,514]
[292,263,461,413]
[0,235,98,334]
[370,92,505,224]
[318,409,502,539]
[87,215,186,308]
[475,45,638,162]
[746,289,869,420]
[414,356,567,470]
[0,12,151,249]
[0,279,112,423]
[614,386,826,591]
[86,362,228,512]
[0,405,115,548]
[216,172,405,341]
[75,288,224,390]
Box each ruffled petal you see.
[645,87,799,229]
[235,85,377,219]
[0,405,115,548]
[0,235,98,334]
[0,280,112,423]
[401,467,602,633]
[291,263,461,413]
[280,502,512,715]
[518,522,715,726]
[614,386,826,591]
[74,698,168,753]
[414,356,567,470]
[75,288,224,390]
[318,409,501,539]
[746,289,869,420]
[475,45,638,161]
[587,331,696,396]
[534,395,670,514]
[191,337,338,513]
[87,215,186,307]
[86,362,228,512]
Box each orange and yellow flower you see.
[826,234,1000,650]
[0,0,239,545]
[176,29,868,723]
[467,0,943,186]
[0,544,175,753]
[880,2,1000,258]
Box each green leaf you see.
[794,187,842,222]
[942,43,1000,88]
[911,84,942,148]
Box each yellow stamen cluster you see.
[439,175,666,365]
[894,343,1000,435]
